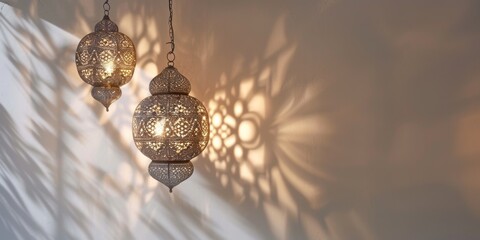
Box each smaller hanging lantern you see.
[132,0,209,192]
[75,0,136,111]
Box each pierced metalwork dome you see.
[75,15,136,111]
[133,66,209,191]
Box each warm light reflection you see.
[212,113,222,128]
[238,120,256,142]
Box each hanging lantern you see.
[132,0,209,192]
[75,0,136,111]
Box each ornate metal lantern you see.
[75,0,136,111]
[132,0,209,192]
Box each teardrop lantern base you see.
[148,161,194,192]
[91,86,122,111]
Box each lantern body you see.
[133,94,209,160]
[132,67,209,191]
[75,16,136,111]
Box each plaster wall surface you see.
[0,0,480,239]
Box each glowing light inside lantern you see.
[154,119,166,137]
[104,62,115,76]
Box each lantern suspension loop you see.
[103,0,111,16]
[166,0,176,67]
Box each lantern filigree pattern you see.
[133,67,209,191]
[75,16,136,111]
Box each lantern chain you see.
[103,0,110,16]
[166,0,176,66]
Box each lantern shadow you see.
[176,1,347,238]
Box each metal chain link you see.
[166,0,175,66]
[103,0,110,16]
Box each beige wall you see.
[1,0,480,239]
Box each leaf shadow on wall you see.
[0,5,136,239]
[0,105,50,239]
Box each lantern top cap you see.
[149,66,192,95]
[95,15,119,32]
